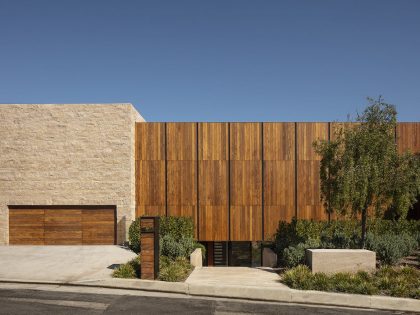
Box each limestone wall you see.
[0,104,144,244]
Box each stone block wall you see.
[0,104,144,244]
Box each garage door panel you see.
[82,209,116,245]
[44,209,82,245]
[9,209,44,245]
[9,207,115,245]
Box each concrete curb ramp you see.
[1,278,419,313]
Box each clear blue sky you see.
[1,0,419,122]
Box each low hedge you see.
[158,256,193,282]
[281,265,420,299]
[112,256,141,279]
[275,218,420,267]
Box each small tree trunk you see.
[361,208,367,249]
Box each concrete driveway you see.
[0,246,137,283]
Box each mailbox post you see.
[140,216,160,280]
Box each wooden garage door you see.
[9,206,116,245]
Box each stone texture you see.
[0,104,144,244]
[190,248,202,267]
[262,248,277,267]
[306,249,376,274]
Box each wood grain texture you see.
[263,123,295,160]
[140,232,155,280]
[166,160,197,234]
[230,206,262,241]
[44,209,82,245]
[264,206,294,240]
[135,121,397,241]
[397,123,420,154]
[297,161,327,220]
[263,161,295,206]
[198,160,228,241]
[197,123,229,241]
[262,123,296,239]
[230,161,262,206]
[230,123,262,241]
[82,209,116,245]
[136,160,166,217]
[296,123,328,221]
[136,205,166,217]
[297,123,328,160]
[167,161,197,207]
[135,122,166,218]
[135,123,165,161]
[198,123,229,160]
[9,209,45,245]
[230,123,262,160]
[166,123,197,160]
[263,161,295,239]
[9,207,115,245]
[199,161,228,205]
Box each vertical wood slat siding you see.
[296,123,328,221]
[230,123,262,241]
[166,123,198,236]
[198,123,229,241]
[397,123,420,154]
[136,123,166,217]
[263,123,295,240]
[135,122,419,242]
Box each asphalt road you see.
[0,286,415,315]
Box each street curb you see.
[1,278,419,312]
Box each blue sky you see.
[0,0,419,121]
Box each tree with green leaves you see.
[314,97,420,248]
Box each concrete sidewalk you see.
[186,267,289,289]
[1,267,419,313]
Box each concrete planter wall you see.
[190,248,203,267]
[306,249,376,274]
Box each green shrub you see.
[282,239,320,268]
[158,256,193,282]
[282,265,420,298]
[128,217,141,253]
[160,234,196,259]
[112,257,141,278]
[274,219,420,266]
[366,232,418,265]
[160,216,194,239]
[320,228,360,249]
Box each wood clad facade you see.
[230,123,262,241]
[263,123,295,239]
[198,123,229,241]
[135,122,420,242]
[397,123,420,154]
[296,123,328,221]
[9,206,116,245]
[136,123,166,217]
[166,123,198,236]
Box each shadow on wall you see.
[117,215,126,245]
